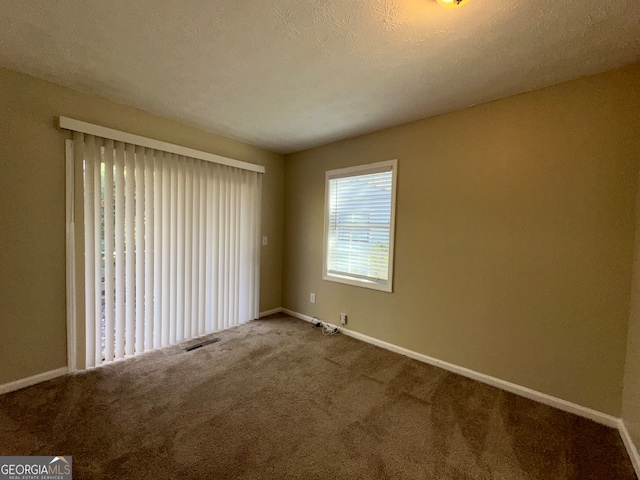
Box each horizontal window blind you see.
[327,169,393,284]
[77,132,261,367]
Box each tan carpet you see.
[0,314,636,479]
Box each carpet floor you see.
[0,314,636,479]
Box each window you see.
[323,160,397,292]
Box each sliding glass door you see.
[71,131,261,368]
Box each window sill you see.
[322,273,392,293]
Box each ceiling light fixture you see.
[437,0,469,7]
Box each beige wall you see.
[623,160,640,452]
[283,62,640,416]
[0,67,284,384]
[2,60,640,422]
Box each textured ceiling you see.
[1,0,640,154]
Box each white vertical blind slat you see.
[161,153,171,348]
[229,169,242,326]
[211,166,221,332]
[153,151,163,349]
[190,159,200,337]
[198,167,207,335]
[135,145,145,355]
[227,170,234,329]
[238,173,247,323]
[125,143,136,356]
[114,141,126,360]
[144,149,154,351]
[169,155,178,345]
[176,156,185,343]
[184,157,193,340]
[103,139,115,363]
[91,136,102,367]
[79,133,95,368]
[235,172,242,322]
[221,171,229,330]
[226,170,233,331]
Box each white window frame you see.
[322,159,398,293]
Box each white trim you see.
[59,116,265,174]
[322,159,397,293]
[341,327,619,427]
[282,309,315,323]
[0,367,69,395]
[259,308,283,318]
[283,308,619,427]
[65,140,77,372]
[619,420,640,477]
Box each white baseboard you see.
[342,328,621,427]
[282,308,619,428]
[259,307,283,318]
[619,420,640,477]
[282,308,314,323]
[0,367,69,395]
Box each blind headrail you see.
[59,116,265,174]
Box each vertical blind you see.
[77,132,261,368]
[327,169,393,283]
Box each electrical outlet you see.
[310,293,316,304]
[262,236,268,246]
[339,313,347,325]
